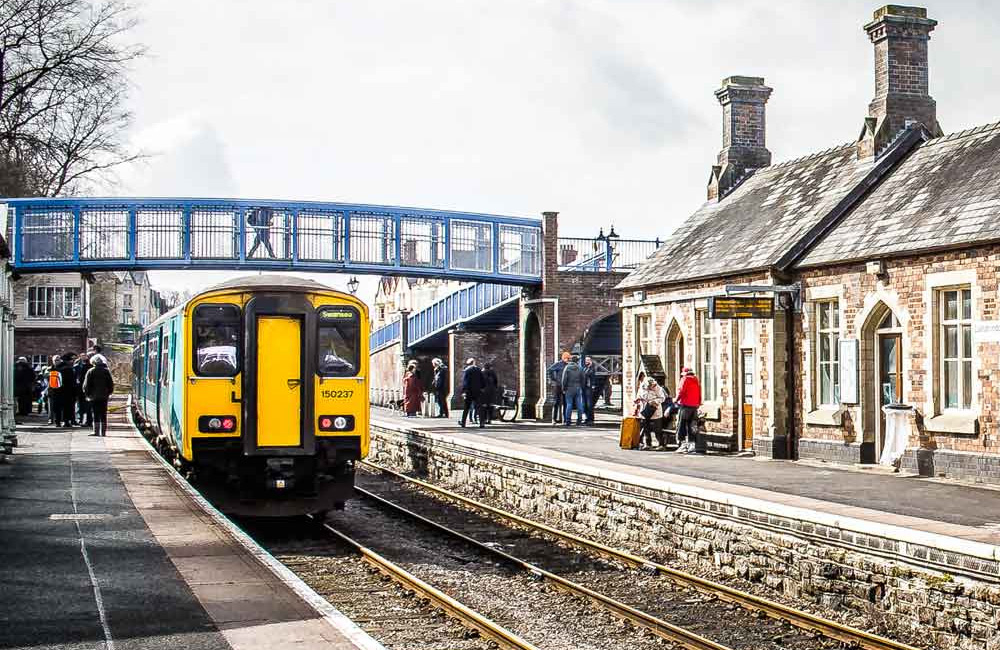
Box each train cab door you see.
[244,295,314,456]
[255,316,302,448]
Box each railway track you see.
[357,461,924,650]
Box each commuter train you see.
[131,275,369,516]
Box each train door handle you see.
[287,379,302,389]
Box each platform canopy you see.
[3,197,543,285]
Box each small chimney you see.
[708,76,772,201]
[857,5,942,158]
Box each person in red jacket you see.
[675,368,702,454]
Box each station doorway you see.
[581,313,623,412]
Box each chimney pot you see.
[708,76,772,200]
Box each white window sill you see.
[805,407,845,427]
[924,411,978,436]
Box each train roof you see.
[140,275,358,333]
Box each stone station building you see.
[620,5,1000,484]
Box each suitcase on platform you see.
[619,416,641,449]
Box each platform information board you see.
[708,296,774,319]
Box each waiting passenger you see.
[634,377,667,451]
[402,361,423,417]
[431,358,449,418]
[83,354,114,437]
[459,358,485,428]
[675,368,703,454]
[14,357,35,417]
[481,362,499,425]
[561,355,585,426]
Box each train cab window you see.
[147,334,159,384]
[317,306,360,377]
[193,304,241,377]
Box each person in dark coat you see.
[431,358,449,418]
[58,354,78,426]
[74,354,93,426]
[14,357,35,416]
[459,358,485,428]
[547,351,570,424]
[82,354,114,437]
[582,356,597,425]
[561,355,585,426]
[247,207,276,258]
[402,360,423,417]
[481,363,499,425]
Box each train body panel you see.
[132,276,369,516]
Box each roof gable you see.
[799,121,1000,267]
[618,143,875,289]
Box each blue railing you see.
[557,237,660,272]
[366,282,521,351]
[369,318,401,352]
[5,197,543,285]
[408,283,520,345]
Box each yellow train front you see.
[131,275,369,517]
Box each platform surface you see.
[0,402,381,650]
[372,409,1000,548]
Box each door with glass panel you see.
[876,333,902,461]
[941,288,973,412]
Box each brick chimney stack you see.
[708,76,772,201]
[858,5,942,158]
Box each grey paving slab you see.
[372,409,1000,532]
[0,418,230,650]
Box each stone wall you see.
[370,422,1000,649]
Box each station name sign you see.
[708,296,774,319]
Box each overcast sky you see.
[118,0,1000,302]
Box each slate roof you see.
[618,144,876,290]
[799,122,1000,267]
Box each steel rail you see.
[361,461,922,650]
[311,516,541,650]
[355,486,733,650]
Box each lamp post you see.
[347,276,359,295]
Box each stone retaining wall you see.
[370,422,1000,650]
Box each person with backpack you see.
[675,367,703,454]
[83,354,115,437]
[247,207,276,258]
[47,355,65,426]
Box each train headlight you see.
[318,415,354,432]
[221,417,236,430]
[208,417,222,429]
[199,415,239,433]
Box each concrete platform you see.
[371,409,1000,580]
[0,401,384,650]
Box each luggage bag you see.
[619,416,641,449]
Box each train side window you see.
[317,306,360,377]
[193,304,241,377]
[147,333,159,384]
[161,334,170,386]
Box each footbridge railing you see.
[4,197,543,284]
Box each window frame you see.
[27,285,81,319]
[938,287,973,412]
[191,303,242,378]
[146,332,160,385]
[815,300,841,407]
[316,305,362,378]
[635,314,653,357]
[696,310,719,401]
[160,332,171,387]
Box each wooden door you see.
[741,350,754,450]
[876,333,902,460]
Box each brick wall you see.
[15,328,88,361]
[448,330,519,409]
[797,245,1000,482]
[620,270,785,453]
